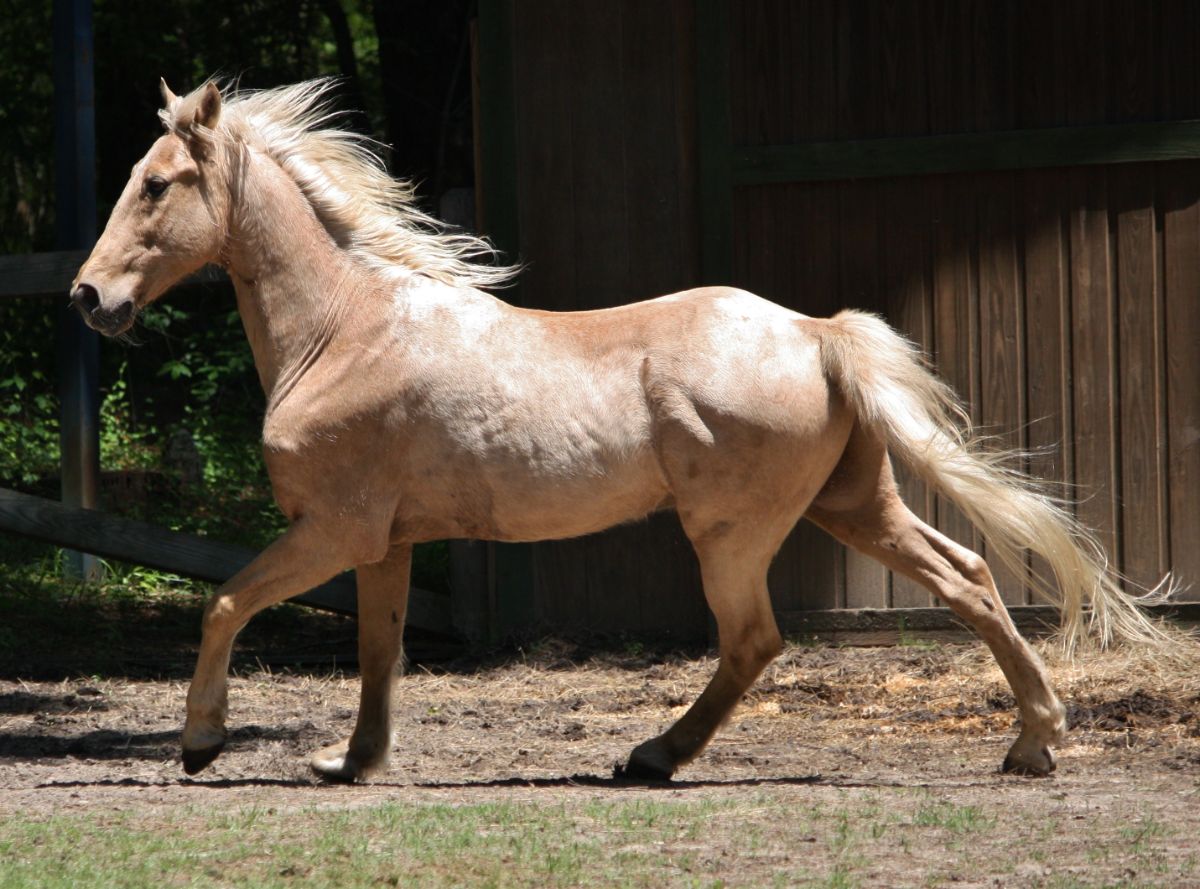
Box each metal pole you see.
[53,0,101,580]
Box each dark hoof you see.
[182,742,225,775]
[613,759,674,783]
[1001,750,1056,777]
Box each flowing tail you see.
[816,309,1176,654]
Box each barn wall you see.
[503,0,709,638]
[726,0,1200,609]
[481,0,1200,641]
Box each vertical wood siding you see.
[495,0,1200,637]
[510,0,708,637]
[729,0,1200,608]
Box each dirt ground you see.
[2,636,1199,885]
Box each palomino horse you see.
[72,80,1163,782]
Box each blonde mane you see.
[161,79,517,290]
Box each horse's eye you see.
[145,176,169,199]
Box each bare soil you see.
[2,634,1199,885]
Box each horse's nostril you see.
[71,283,101,315]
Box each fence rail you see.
[0,250,225,299]
[0,487,452,634]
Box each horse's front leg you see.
[181,519,348,774]
[311,544,411,782]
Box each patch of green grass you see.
[911,801,994,834]
[3,786,1198,888]
[0,799,747,889]
[1117,813,1171,853]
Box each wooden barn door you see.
[700,0,1200,621]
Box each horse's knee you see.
[201,593,237,635]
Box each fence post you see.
[53,0,102,580]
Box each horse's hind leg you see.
[311,544,411,782]
[806,436,1067,775]
[623,528,785,780]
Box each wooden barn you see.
[465,0,1200,641]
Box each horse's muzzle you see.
[71,283,135,336]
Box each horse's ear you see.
[194,82,222,130]
[159,77,178,108]
[175,81,222,135]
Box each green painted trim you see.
[695,0,733,284]
[733,120,1200,185]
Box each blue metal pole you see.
[53,0,101,580]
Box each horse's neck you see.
[225,148,364,401]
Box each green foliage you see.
[0,2,53,254]
[0,0,471,595]
[0,301,59,486]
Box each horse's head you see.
[72,80,229,336]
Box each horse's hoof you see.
[615,759,674,782]
[617,741,676,782]
[1002,743,1057,777]
[311,761,360,783]
[182,742,225,775]
[310,757,360,783]
[310,741,373,783]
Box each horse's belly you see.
[485,460,670,541]
[381,402,670,544]
[387,458,668,543]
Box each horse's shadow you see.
[33,772,938,792]
[0,722,312,762]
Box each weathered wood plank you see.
[777,601,1200,645]
[506,0,581,636]
[0,251,226,299]
[510,0,575,312]
[1021,168,1073,599]
[969,0,1015,133]
[1157,0,1200,121]
[621,0,688,297]
[0,250,89,299]
[1113,165,1169,588]
[838,178,889,609]
[696,0,733,283]
[881,176,933,608]
[1162,161,1200,600]
[1068,167,1121,570]
[615,0,705,637]
[777,605,1061,642]
[0,487,452,634]
[783,181,844,613]
[730,0,775,147]
[800,0,837,143]
[879,0,928,139]
[930,176,981,557]
[976,172,1026,604]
